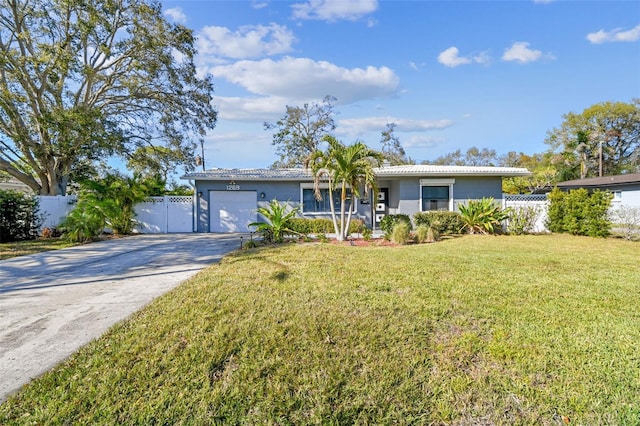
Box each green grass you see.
[1,235,639,424]
[0,238,78,260]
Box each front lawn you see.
[1,235,638,424]
[0,238,77,260]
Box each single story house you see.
[556,173,640,210]
[182,165,530,233]
[0,176,33,194]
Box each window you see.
[613,191,622,201]
[420,179,454,211]
[422,186,449,211]
[301,186,354,214]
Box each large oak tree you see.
[265,95,336,168]
[0,0,216,195]
[545,100,640,179]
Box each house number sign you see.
[226,184,240,190]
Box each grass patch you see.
[0,238,78,260]
[1,235,639,424]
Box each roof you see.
[182,165,531,181]
[557,173,640,189]
[0,177,33,194]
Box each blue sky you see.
[161,0,640,169]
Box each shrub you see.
[506,206,540,235]
[547,188,612,238]
[287,218,364,235]
[391,222,411,245]
[59,198,106,242]
[611,206,640,240]
[426,226,439,243]
[414,224,440,243]
[413,211,464,235]
[414,224,430,243]
[249,199,299,244]
[59,173,153,240]
[380,214,412,236]
[0,190,42,242]
[458,198,510,235]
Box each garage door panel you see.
[209,191,257,233]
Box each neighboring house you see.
[0,176,33,194]
[556,173,640,210]
[182,165,530,233]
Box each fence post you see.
[164,195,169,233]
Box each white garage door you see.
[209,190,257,233]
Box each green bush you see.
[287,218,364,235]
[413,211,464,235]
[59,197,106,242]
[0,190,41,242]
[458,198,510,235]
[547,188,612,238]
[391,222,411,245]
[59,173,155,241]
[380,214,412,235]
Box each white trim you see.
[420,179,455,212]
[420,178,455,185]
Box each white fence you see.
[134,196,194,233]
[37,195,194,234]
[38,195,78,229]
[503,194,549,233]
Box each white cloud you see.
[252,1,269,9]
[164,7,187,24]
[214,96,292,121]
[197,24,295,60]
[403,135,447,149]
[291,0,378,22]
[438,47,491,68]
[533,0,555,4]
[339,116,453,136]
[409,61,418,71]
[586,25,640,44]
[211,57,399,103]
[438,47,471,68]
[473,51,491,66]
[502,42,542,63]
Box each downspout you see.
[189,179,197,232]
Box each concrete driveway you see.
[0,233,244,402]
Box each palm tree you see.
[249,199,299,243]
[305,136,384,241]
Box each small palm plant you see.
[458,197,511,235]
[249,199,300,243]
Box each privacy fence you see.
[37,195,194,234]
[502,194,549,233]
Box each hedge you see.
[0,189,41,242]
[287,217,364,235]
[413,211,465,235]
[546,188,612,237]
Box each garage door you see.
[209,190,257,233]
